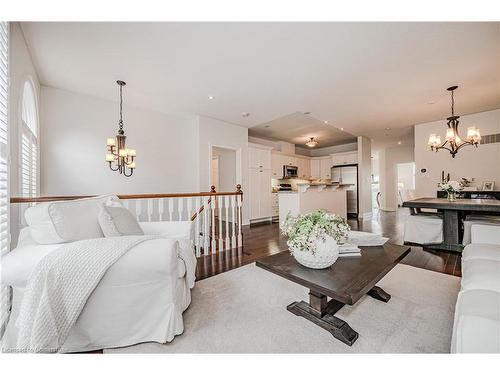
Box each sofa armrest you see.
[139,221,193,240]
[471,224,500,245]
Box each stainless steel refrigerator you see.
[331,164,358,217]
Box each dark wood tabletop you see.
[402,198,500,212]
[256,243,410,305]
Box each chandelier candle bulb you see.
[105,154,115,162]
[129,162,136,169]
[127,149,136,157]
[106,138,116,147]
[119,148,128,157]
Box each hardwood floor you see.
[196,208,462,281]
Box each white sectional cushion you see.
[98,204,144,237]
[471,224,500,245]
[452,289,500,353]
[25,195,118,244]
[461,259,500,292]
[463,243,500,262]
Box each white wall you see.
[197,116,249,224]
[9,22,40,196]
[357,136,372,218]
[379,144,414,211]
[415,109,500,197]
[40,86,200,195]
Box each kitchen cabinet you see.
[271,153,286,178]
[249,146,271,169]
[331,151,358,166]
[319,157,333,179]
[297,157,310,179]
[310,159,320,179]
[249,168,272,220]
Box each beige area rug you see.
[106,263,460,353]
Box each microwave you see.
[283,165,298,178]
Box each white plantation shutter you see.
[0,22,9,332]
[20,81,38,197]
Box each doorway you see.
[211,146,237,192]
[396,162,416,206]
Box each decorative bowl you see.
[291,235,339,269]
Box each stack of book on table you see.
[337,231,390,258]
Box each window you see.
[0,22,9,256]
[20,80,38,197]
[0,21,9,330]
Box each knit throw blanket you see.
[15,235,157,353]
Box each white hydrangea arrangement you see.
[280,210,350,254]
[439,180,463,193]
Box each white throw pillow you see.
[98,204,144,237]
[25,195,118,244]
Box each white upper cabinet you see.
[331,151,358,166]
[271,153,286,178]
[319,157,333,179]
[310,159,320,179]
[249,145,271,169]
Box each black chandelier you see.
[106,80,136,177]
[427,85,481,158]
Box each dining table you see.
[402,198,500,252]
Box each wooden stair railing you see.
[9,184,243,257]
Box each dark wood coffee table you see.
[256,243,410,346]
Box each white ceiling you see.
[249,112,356,148]
[21,22,500,144]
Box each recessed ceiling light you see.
[340,127,344,131]
[242,112,250,118]
[398,141,402,145]
[208,96,214,100]
[264,125,270,128]
[428,100,436,105]
[324,121,329,124]
[385,127,391,131]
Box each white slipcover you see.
[403,215,443,244]
[463,215,500,245]
[452,224,500,353]
[1,221,196,353]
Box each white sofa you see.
[451,224,500,353]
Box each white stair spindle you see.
[210,196,216,253]
[159,198,165,221]
[177,197,184,221]
[147,199,153,222]
[218,196,223,251]
[224,195,230,250]
[187,197,193,222]
[135,200,141,221]
[194,196,201,257]
[168,198,174,221]
[231,195,237,249]
[203,196,210,254]
[237,194,242,247]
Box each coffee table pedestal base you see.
[287,286,391,346]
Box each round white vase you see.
[291,236,339,269]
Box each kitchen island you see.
[278,183,348,223]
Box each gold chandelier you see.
[106,80,136,177]
[427,85,481,158]
[305,137,318,147]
